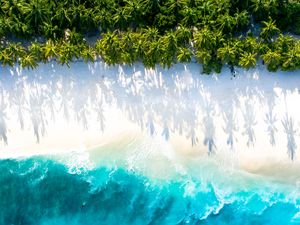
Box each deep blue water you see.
[0,156,300,225]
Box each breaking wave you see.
[1,154,299,225]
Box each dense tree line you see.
[0,0,300,73]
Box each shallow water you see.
[1,154,300,225]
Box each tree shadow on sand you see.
[0,63,299,159]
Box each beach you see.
[1,62,300,224]
[0,62,299,178]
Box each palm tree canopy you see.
[0,0,299,73]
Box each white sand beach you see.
[0,62,300,182]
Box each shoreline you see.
[0,61,300,183]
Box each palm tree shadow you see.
[242,98,257,147]
[29,84,47,143]
[200,92,216,154]
[0,62,299,161]
[10,79,28,130]
[222,103,238,149]
[264,95,278,146]
[0,88,8,144]
[282,113,297,161]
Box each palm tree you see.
[57,42,79,66]
[140,0,160,15]
[164,0,184,15]
[281,43,300,71]
[157,0,185,28]
[92,8,114,32]
[42,22,61,39]
[120,31,136,65]
[251,0,278,21]
[22,0,50,34]
[132,34,144,61]
[251,0,264,20]
[141,27,159,42]
[217,43,237,66]
[67,4,96,32]
[143,40,161,68]
[164,31,178,52]
[15,19,31,37]
[175,25,192,46]
[216,13,236,33]
[68,4,84,29]
[0,24,5,38]
[123,0,144,28]
[260,18,280,42]
[113,7,131,30]
[159,31,179,68]
[180,6,198,27]
[6,42,26,62]
[52,2,72,29]
[154,11,176,31]
[42,40,58,61]
[28,42,44,61]
[242,36,259,53]
[0,48,15,67]
[95,31,121,65]
[81,45,96,62]
[274,34,295,53]
[195,49,213,73]
[20,53,38,69]
[193,27,216,50]
[263,0,279,16]
[262,50,282,71]
[234,10,250,31]
[177,47,192,63]
[1,0,25,17]
[199,0,215,18]
[239,52,257,69]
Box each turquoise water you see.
[1,155,300,225]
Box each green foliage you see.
[262,50,282,72]
[292,16,300,35]
[260,18,280,42]
[42,40,58,61]
[95,31,121,65]
[217,43,238,65]
[281,42,300,71]
[177,47,192,63]
[20,54,38,69]
[238,52,257,69]
[0,0,300,73]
